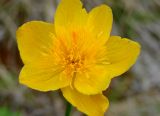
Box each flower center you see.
[53,32,87,76]
[65,52,85,72]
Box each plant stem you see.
[65,101,72,116]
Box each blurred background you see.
[0,0,160,116]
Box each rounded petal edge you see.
[106,36,141,77]
[61,87,109,116]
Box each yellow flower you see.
[16,0,140,115]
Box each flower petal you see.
[61,87,109,116]
[74,65,111,95]
[106,36,141,77]
[54,0,88,34]
[87,5,113,42]
[19,57,71,91]
[16,21,55,64]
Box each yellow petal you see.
[19,57,71,91]
[74,65,111,95]
[54,0,88,34]
[87,5,113,42]
[16,21,54,64]
[106,36,141,77]
[61,87,109,116]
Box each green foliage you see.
[0,107,21,116]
